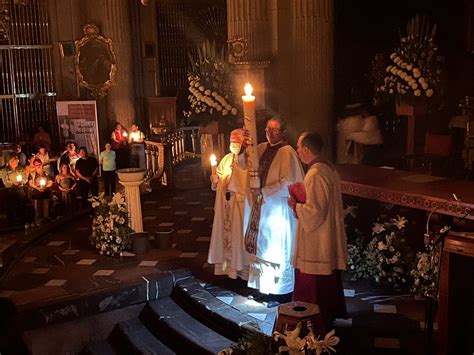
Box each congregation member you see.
[32,126,51,151]
[14,144,27,167]
[245,117,304,304]
[55,163,76,213]
[75,146,99,207]
[99,143,117,196]
[288,131,348,330]
[111,123,128,169]
[208,129,250,280]
[25,154,36,178]
[2,155,27,226]
[58,141,80,173]
[28,158,53,224]
[128,123,146,170]
[36,145,52,175]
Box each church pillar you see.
[280,0,335,154]
[85,0,136,130]
[227,0,272,111]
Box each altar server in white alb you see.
[245,117,304,297]
[208,129,250,280]
[289,131,348,330]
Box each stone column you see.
[85,0,136,129]
[279,0,335,153]
[227,0,272,110]
[119,179,144,233]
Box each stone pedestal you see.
[117,168,146,232]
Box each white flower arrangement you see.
[89,192,133,256]
[184,40,238,126]
[364,215,415,290]
[377,15,444,103]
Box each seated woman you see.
[35,145,52,176]
[28,158,53,224]
[55,164,76,213]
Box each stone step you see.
[109,318,175,355]
[173,277,261,341]
[140,296,234,354]
[82,340,117,355]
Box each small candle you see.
[210,154,217,175]
[16,174,23,182]
[123,131,128,137]
[39,178,46,187]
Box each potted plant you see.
[377,15,445,115]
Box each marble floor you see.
[0,160,431,354]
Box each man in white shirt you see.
[128,123,146,169]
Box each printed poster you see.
[56,101,100,159]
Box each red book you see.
[288,182,306,203]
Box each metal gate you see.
[0,0,56,145]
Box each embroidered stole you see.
[244,142,288,255]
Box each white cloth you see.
[337,115,383,164]
[208,153,250,280]
[246,143,304,294]
[294,163,348,275]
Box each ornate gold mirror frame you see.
[74,24,117,98]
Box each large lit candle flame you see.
[39,178,46,187]
[244,83,253,97]
[210,154,217,167]
[16,174,23,182]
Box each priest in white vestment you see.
[208,129,250,280]
[245,118,304,297]
[289,131,348,330]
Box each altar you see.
[335,164,474,220]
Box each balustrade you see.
[144,126,201,190]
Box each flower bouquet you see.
[364,215,415,290]
[378,15,445,106]
[89,192,133,256]
[184,40,238,127]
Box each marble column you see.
[120,179,144,233]
[279,0,335,153]
[85,0,136,129]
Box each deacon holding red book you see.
[288,131,348,330]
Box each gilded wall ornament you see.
[75,24,117,98]
[227,36,248,63]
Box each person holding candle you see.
[208,129,251,280]
[128,123,146,170]
[1,154,27,226]
[288,132,348,330]
[244,117,304,305]
[28,158,53,224]
[55,163,77,213]
[111,123,128,169]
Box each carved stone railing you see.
[144,126,200,190]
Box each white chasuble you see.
[208,153,250,280]
[246,143,304,295]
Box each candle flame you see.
[210,154,217,167]
[39,178,46,186]
[123,131,128,137]
[16,174,22,182]
[244,83,253,97]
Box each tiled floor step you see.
[109,318,175,355]
[140,296,234,355]
[173,277,260,341]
